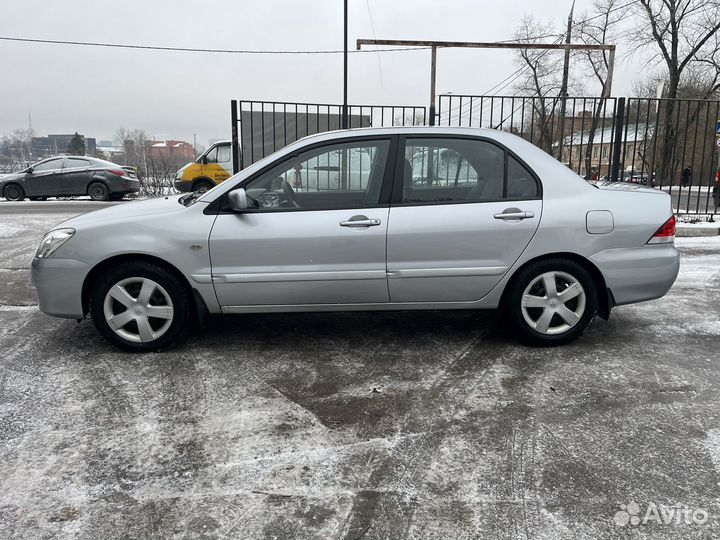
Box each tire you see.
[88,182,110,201]
[90,261,192,352]
[192,179,215,192]
[506,258,598,346]
[3,183,25,201]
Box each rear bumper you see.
[31,257,90,319]
[109,178,140,195]
[589,244,680,306]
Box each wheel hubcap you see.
[103,277,174,343]
[521,271,586,336]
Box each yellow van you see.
[174,141,233,192]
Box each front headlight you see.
[35,228,75,259]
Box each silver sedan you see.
[31,127,679,351]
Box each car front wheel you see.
[3,183,25,201]
[506,258,598,346]
[90,262,191,351]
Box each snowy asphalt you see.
[1,201,720,539]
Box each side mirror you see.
[201,155,208,165]
[26,166,33,174]
[227,188,248,212]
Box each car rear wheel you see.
[3,183,25,201]
[506,258,598,346]
[88,182,109,201]
[90,262,192,351]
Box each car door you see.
[24,158,64,196]
[386,136,542,303]
[59,157,92,195]
[209,137,394,308]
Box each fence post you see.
[231,99,240,174]
[611,97,625,182]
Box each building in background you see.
[31,134,97,157]
[146,139,194,162]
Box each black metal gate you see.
[231,100,426,171]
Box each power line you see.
[572,0,635,27]
[0,34,570,56]
[0,35,431,54]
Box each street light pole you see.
[342,0,348,129]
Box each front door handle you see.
[340,216,382,227]
[494,210,535,220]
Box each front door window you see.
[238,139,391,211]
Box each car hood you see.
[0,171,24,182]
[58,195,189,229]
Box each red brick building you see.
[145,139,195,162]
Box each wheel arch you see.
[3,182,25,199]
[86,179,109,193]
[500,252,614,320]
[191,177,216,191]
[81,253,208,322]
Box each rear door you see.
[386,136,542,303]
[25,158,64,196]
[60,157,92,195]
[209,136,395,308]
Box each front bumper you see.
[590,244,680,306]
[31,257,90,319]
[174,180,193,193]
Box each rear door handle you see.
[340,215,381,227]
[494,210,534,220]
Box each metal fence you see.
[230,96,720,215]
[232,100,427,171]
[438,94,720,215]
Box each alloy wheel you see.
[103,277,174,343]
[520,271,586,335]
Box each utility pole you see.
[342,0,348,129]
[558,0,575,160]
[193,133,197,156]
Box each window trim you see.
[213,135,398,214]
[390,134,542,207]
[32,158,64,173]
[62,157,90,170]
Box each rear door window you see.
[63,158,90,169]
[399,137,538,204]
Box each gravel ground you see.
[1,206,720,539]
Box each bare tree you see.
[0,128,35,171]
[632,0,720,183]
[575,0,627,177]
[512,16,567,153]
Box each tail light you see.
[715,171,720,185]
[108,169,125,176]
[647,215,676,244]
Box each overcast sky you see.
[0,0,647,148]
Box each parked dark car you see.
[0,156,140,202]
